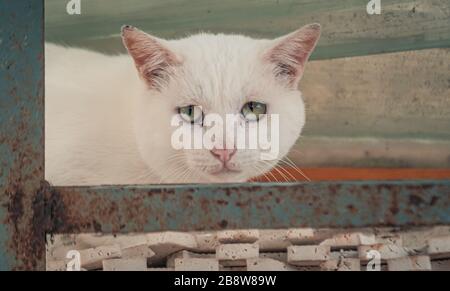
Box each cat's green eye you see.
[241,101,267,121]
[178,105,203,124]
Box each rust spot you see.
[216,199,228,206]
[235,199,251,207]
[409,194,425,207]
[200,198,210,212]
[347,204,358,214]
[3,181,49,270]
[92,220,102,232]
[390,195,399,216]
[430,196,439,206]
[219,220,228,228]
[4,187,24,232]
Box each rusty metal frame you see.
[0,0,449,270]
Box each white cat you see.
[45,24,320,185]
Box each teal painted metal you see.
[0,1,45,270]
[0,0,449,271]
[47,180,450,234]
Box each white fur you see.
[45,27,319,185]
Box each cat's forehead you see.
[170,33,265,59]
[168,34,269,110]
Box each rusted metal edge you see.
[46,180,450,235]
[1,0,449,272]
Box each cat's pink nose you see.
[210,148,236,163]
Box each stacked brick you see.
[46,227,450,271]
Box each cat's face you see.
[122,24,320,183]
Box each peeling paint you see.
[46,181,450,235]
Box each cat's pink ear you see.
[265,23,321,87]
[121,25,181,90]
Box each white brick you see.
[387,256,431,271]
[216,243,259,267]
[121,243,155,259]
[260,252,287,262]
[339,259,361,271]
[102,258,147,271]
[287,228,315,244]
[166,250,188,268]
[46,234,78,262]
[287,245,331,266]
[79,245,122,270]
[427,236,450,259]
[321,233,376,248]
[217,230,259,244]
[147,267,174,271]
[216,243,259,261]
[219,266,247,271]
[376,235,403,246]
[431,259,450,271]
[146,232,198,250]
[76,233,148,249]
[46,260,67,271]
[321,259,341,271]
[47,259,88,271]
[399,226,450,249]
[175,258,219,271]
[321,258,361,271]
[194,233,219,252]
[220,259,247,267]
[166,250,213,268]
[146,232,198,265]
[247,258,296,271]
[258,230,290,251]
[358,244,409,261]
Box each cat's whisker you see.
[283,156,310,181]
[180,168,193,184]
[256,160,280,183]
[166,153,186,161]
[275,159,299,180]
[275,162,297,181]
[133,169,155,183]
[178,169,188,184]
[167,164,190,184]
[168,162,192,184]
[158,159,187,184]
[272,166,290,183]
[157,152,190,183]
[160,163,187,184]
[260,157,296,181]
[258,163,280,183]
[259,159,289,183]
[280,156,311,182]
[252,164,273,183]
